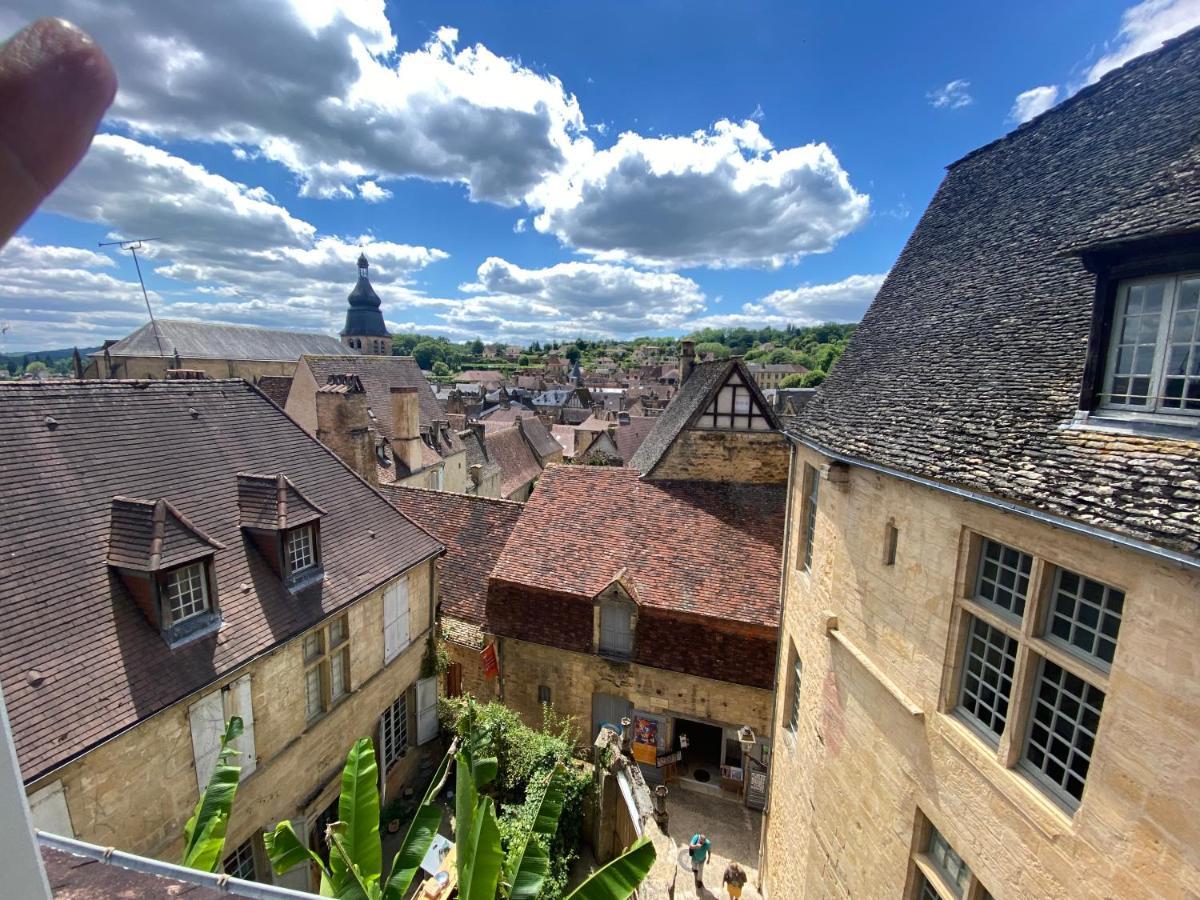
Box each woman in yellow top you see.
[722,861,748,898]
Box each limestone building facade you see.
[760,28,1200,900]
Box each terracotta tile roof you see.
[254,374,294,407]
[383,486,522,630]
[491,466,785,626]
[577,414,658,464]
[630,359,780,476]
[0,380,442,781]
[93,319,352,361]
[796,27,1200,558]
[484,424,544,499]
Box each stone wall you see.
[97,355,299,381]
[27,561,436,882]
[651,429,789,483]
[497,635,773,750]
[760,444,1200,899]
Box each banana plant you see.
[263,736,452,899]
[181,717,244,873]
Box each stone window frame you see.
[943,533,1125,813]
[303,614,351,723]
[883,518,899,566]
[907,811,994,900]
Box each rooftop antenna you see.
[99,237,165,358]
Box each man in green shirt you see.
[689,833,712,888]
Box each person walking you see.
[722,861,747,898]
[689,833,712,889]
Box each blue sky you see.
[3,0,1198,351]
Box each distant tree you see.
[411,340,443,370]
[517,354,532,366]
[432,361,451,376]
[766,348,800,365]
[800,370,826,387]
[530,340,542,353]
[694,341,731,359]
[778,373,808,389]
[470,338,485,356]
[564,347,581,364]
[574,337,587,351]
[24,360,48,378]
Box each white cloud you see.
[513,218,527,233]
[15,135,448,345]
[5,2,586,205]
[1086,0,1200,83]
[927,79,973,109]
[358,180,392,202]
[685,272,885,331]
[1009,85,1060,123]
[531,119,869,268]
[445,257,706,340]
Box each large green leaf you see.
[381,803,443,900]
[456,795,504,900]
[326,825,382,900]
[329,738,383,892]
[181,717,243,873]
[263,820,327,880]
[454,750,478,880]
[507,766,567,900]
[564,836,656,900]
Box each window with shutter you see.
[383,576,411,664]
[188,690,226,794]
[416,676,438,744]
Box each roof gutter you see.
[786,432,1200,574]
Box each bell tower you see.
[340,253,392,355]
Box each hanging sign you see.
[480,643,499,679]
[655,751,682,768]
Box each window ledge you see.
[1066,410,1200,442]
[164,613,222,648]
[286,567,326,594]
[597,651,634,665]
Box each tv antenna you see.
[99,237,166,358]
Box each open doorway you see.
[673,717,723,785]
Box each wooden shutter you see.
[225,674,256,777]
[416,676,438,745]
[384,578,411,664]
[28,780,73,837]
[189,690,226,795]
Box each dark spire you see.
[341,253,390,338]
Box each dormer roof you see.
[107,496,225,572]
[237,473,326,531]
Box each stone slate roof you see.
[94,319,352,361]
[795,27,1200,558]
[577,414,658,464]
[255,374,294,407]
[383,486,522,630]
[0,380,442,781]
[492,466,785,627]
[630,358,780,476]
[484,423,543,499]
[107,497,225,572]
[518,416,561,464]
[301,355,453,448]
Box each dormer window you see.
[1099,273,1200,415]
[165,561,212,624]
[286,525,317,575]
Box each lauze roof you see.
[492,466,785,627]
[797,27,1200,558]
[0,380,442,781]
[96,319,353,361]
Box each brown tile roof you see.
[236,473,325,530]
[484,424,543,499]
[42,845,228,899]
[254,374,293,407]
[383,486,522,630]
[107,497,226,572]
[577,414,658,464]
[518,416,561,464]
[0,380,442,781]
[491,466,785,626]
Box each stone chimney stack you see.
[680,340,696,384]
[316,375,377,487]
[390,387,423,474]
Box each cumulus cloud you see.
[4,1,586,205]
[685,272,886,331]
[927,79,973,109]
[446,257,706,340]
[1009,85,1060,123]
[531,119,869,269]
[1086,0,1200,83]
[15,135,449,345]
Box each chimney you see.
[316,375,377,486]
[390,387,423,474]
[680,340,696,384]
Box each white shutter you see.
[396,577,411,652]
[271,817,311,891]
[383,584,399,664]
[189,690,226,795]
[416,676,438,745]
[28,781,73,837]
[225,675,256,777]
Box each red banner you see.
[481,643,499,679]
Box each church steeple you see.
[340,253,391,354]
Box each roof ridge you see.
[949,22,1200,171]
[379,483,526,508]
